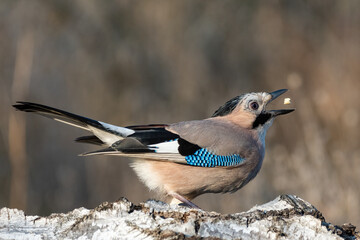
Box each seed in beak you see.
[284,98,291,105]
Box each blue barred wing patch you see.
[185,148,244,167]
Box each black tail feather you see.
[13,101,104,130]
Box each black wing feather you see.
[127,125,201,155]
[125,124,178,145]
[128,129,179,145]
[178,138,201,156]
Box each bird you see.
[13,89,294,209]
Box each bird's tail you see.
[13,102,135,146]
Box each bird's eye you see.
[250,101,259,110]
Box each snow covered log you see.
[0,195,358,239]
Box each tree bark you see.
[0,195,358,239]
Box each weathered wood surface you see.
[0,195,358,239]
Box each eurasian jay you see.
[13,89,294,208]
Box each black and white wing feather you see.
[81,124,200,165]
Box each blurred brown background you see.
[0,0,359,227]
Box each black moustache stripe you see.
[252,112,272,128]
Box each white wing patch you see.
[149,139,179,153]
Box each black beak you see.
[267,89,295,117]
[269,108,295,117]
[269,89,288,102]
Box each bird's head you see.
[212,89,295,131]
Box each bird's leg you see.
[169,192,201,209]
[170,197,183,205]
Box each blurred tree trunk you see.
[8,29,34,211]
